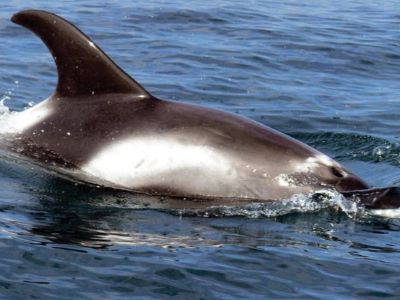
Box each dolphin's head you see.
[327,165,369,192]
[290,153,368,191]
[307,155,400,209]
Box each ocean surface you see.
[1,0,400,299]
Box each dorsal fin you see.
[11,10,150,98]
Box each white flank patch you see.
[81,136,237,194]
[0,99,52,135]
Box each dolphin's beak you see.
[341,186,400,209]
[335,172,400,209]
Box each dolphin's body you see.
[4,10,399,209]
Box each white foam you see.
[0,98,52,135]
[181,189,341,218]
[0,96,10,115]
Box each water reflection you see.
[27,178,219,249]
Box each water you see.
[1,0,400,299]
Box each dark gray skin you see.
[7,10,400,209]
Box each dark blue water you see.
[1,1,400,299]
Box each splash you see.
[169,190,364,218]
[170,191,400,220]
[0,96,16,136]
[0,96,52,136]
[0,96,17,134]
[0,95,10,115]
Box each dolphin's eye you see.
[331,166,345,178]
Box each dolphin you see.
[3,10,399,209]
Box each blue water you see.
[1,1,400,299]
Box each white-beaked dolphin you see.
[5,10,399,209]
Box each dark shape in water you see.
[6,10,399,209]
